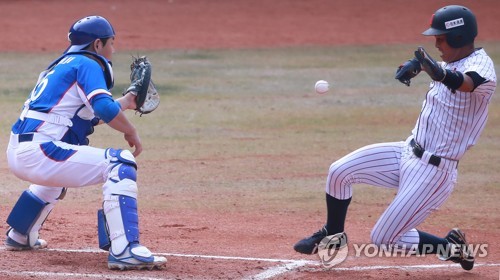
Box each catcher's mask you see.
[65,15,115,53]
[422,5,477,49]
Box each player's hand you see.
[395,58,422,86]
[124,131,142,157]
[414,47,446,81]
[106,111,143,156]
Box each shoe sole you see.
[108,261,166,270]
[460,257,474,271]
[450,229,475,271]
[4,242,47,251]
[4,245,32,251]
[293,242,320,255]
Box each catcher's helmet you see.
[65,16,115,53]
[422,5,477,48]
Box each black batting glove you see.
[414,47,446,81]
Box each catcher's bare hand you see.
[126,56,160,115]
[124,131,142,157]
[395,58,421,86]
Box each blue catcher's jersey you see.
[12,53,114,143]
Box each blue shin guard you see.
[97,209,111,251]
[7,191,47,235]
[100,149,166,269]
[98,195,140,252]
[101,194,166,270]
[6,190,54,249]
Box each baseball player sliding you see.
[4,16,164,270]
[294,5,496,271]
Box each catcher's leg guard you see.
[97,209,111,251]
[99,148,166,270]
[103,195,140,255]
[102,148,138,198]
[103,195,166,270]
[5,187,65,250]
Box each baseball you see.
[315,80,329,94]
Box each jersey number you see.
[31,70,55,101]
[30,57,75,101]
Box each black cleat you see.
[439,228,475,271]
[294,226,347,255]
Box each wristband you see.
[441,70,464,91]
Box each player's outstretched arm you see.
[115,92,138,111]
[415,47,476,92]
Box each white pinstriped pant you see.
[326,136,458,248]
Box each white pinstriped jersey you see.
[412,48,496,160]
[325,47,496,248]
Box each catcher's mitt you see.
[126,56,160,115]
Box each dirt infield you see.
[0,0,499,279]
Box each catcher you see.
[4,15,163,270]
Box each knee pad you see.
[98,195,140,255]
[7,190,55,247]
[117,164,137,182]
[106,148,137,170]
[103,148,138,198]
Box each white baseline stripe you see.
[245,262,500,279]
[2,247,499,279]
[158,252,316,264]
[39,247,316,264]
[7,247,500,270]
[1,263,499,280]
[0,270,168,280]
[243,260,311,280]
[309,262,500,272]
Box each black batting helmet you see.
[422,5,477,48]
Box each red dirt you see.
[1,0,499,52]
[1,1,498,279]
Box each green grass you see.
[0,44,499,220]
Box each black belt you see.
[410,139,441,167]
[18,133,34,142]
